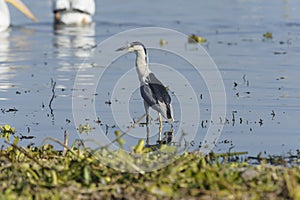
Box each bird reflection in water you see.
[53,23,96,59]
[145,125,174,148]
[0,29,36,95]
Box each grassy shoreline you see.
[1,140,300,200]
[1,125,300,199]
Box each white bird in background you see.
[52,0,95,25]
[0,0,38,32]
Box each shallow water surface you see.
[0,0,300,155]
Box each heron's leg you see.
[158,113,162,141]
[146,125,150,146]
[143,101,150,145]
[146,114,150,126]
[143,101,150,126]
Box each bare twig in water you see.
[49,79,56,117]
[62,130,68,156]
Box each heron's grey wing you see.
[141,73,173,119]
[140,84,156,107]
[147,73,171,105]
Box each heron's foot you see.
[155,130,162,144]
[155,130,174,145]
[156,140,164,145]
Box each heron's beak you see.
[115,46,128,52]
[5,0,38,22]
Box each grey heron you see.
[52,0,95,25]
[0,0,37,32]
[116,41,174,141]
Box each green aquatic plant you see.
[263,32,273,39]
[188,34,207,43]
[159,39,167,46]
[114,130,125,149]
[77,123,93,134]
[0,127,300,199]
[0,124,15,142]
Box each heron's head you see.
[116,41,147,55]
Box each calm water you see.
[1,0,300,155]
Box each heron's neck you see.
[135,51,150,83]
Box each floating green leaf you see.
[188,34,207,43]
[263,32,273,39]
